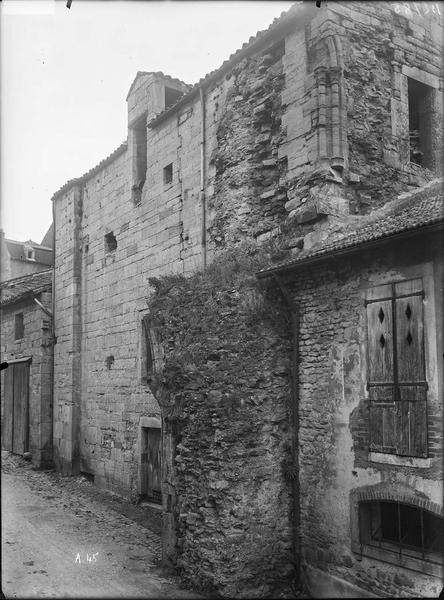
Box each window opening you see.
[14,313,24,340]
[163,163,173,186]
[141,316,154,383]
[104,232,117,253]
[408,78,433,168]
[164,86,184,110]
[359,500,444,564]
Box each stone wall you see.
[145,245,295,598]
[0,292,53,467]
[279,235,443,598]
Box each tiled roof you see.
[0,269,53,307]
[5,239,53,266]
[148,1,315,128]
[258,179,444,277]
[51,141,128,201]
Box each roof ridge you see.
[51,141,128,201]
[148,2,312,128]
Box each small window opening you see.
[164,86,184,110]
[163,163,173,186]
[142,316,154,383]
[105,355,114,370]
[359,500,444,563]
[15,313,24,340]
[408,78,434,168]
[25,247,35,260]
[104,232,117,253]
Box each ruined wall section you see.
[283,239,442,598]
[1,293,53,467]
[206,42,287,252]
[146,246,295,598]
[330,1,443,211]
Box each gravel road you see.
[1,452,203,599]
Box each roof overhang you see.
[256,221,444,280]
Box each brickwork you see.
[0,291,53,467]
[282,236,443,598]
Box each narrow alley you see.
[1,452,202,599]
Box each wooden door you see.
[1,362,29,455]
[142,427,161,503]
[2,367,14,451]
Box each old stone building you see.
[0,269,54,468]
[48,0,443,597]
[0,226,54,282]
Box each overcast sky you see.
[1,0,293,243]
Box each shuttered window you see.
[366,279,427,458]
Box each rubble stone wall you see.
[146,245,295,598]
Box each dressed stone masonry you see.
[49,1,443,597]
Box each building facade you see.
[0,227,54,283]
[49,1,443,596]
[0,270,54,468]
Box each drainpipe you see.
[51,198,56,464]
[273,273,301,585]
[199,86,207,270]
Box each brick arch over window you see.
[350,483,443,577]
[352,484,443,517]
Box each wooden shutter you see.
[366,295,396,453]
[12,362,29,455]
[394,281,427,457]
[366,279,428,458]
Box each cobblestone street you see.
[1,452,202,598]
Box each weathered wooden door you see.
[1,362,29,455]
[142,427,162,503]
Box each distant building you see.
[0,225,54,282]
[0,269,53,468]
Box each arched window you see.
[352,491,444,577]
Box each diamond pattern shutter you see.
[366,298,396,453]
[394,282,427,458]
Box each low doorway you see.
[2,359,30,455]
[140,420,162,505]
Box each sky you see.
[0,0,294,243]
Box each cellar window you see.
[359,500,444,569]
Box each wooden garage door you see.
[2,362,29,455]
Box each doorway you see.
[2,360,30,455]
[141,427,162,504]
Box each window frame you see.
[356,499,443,577]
